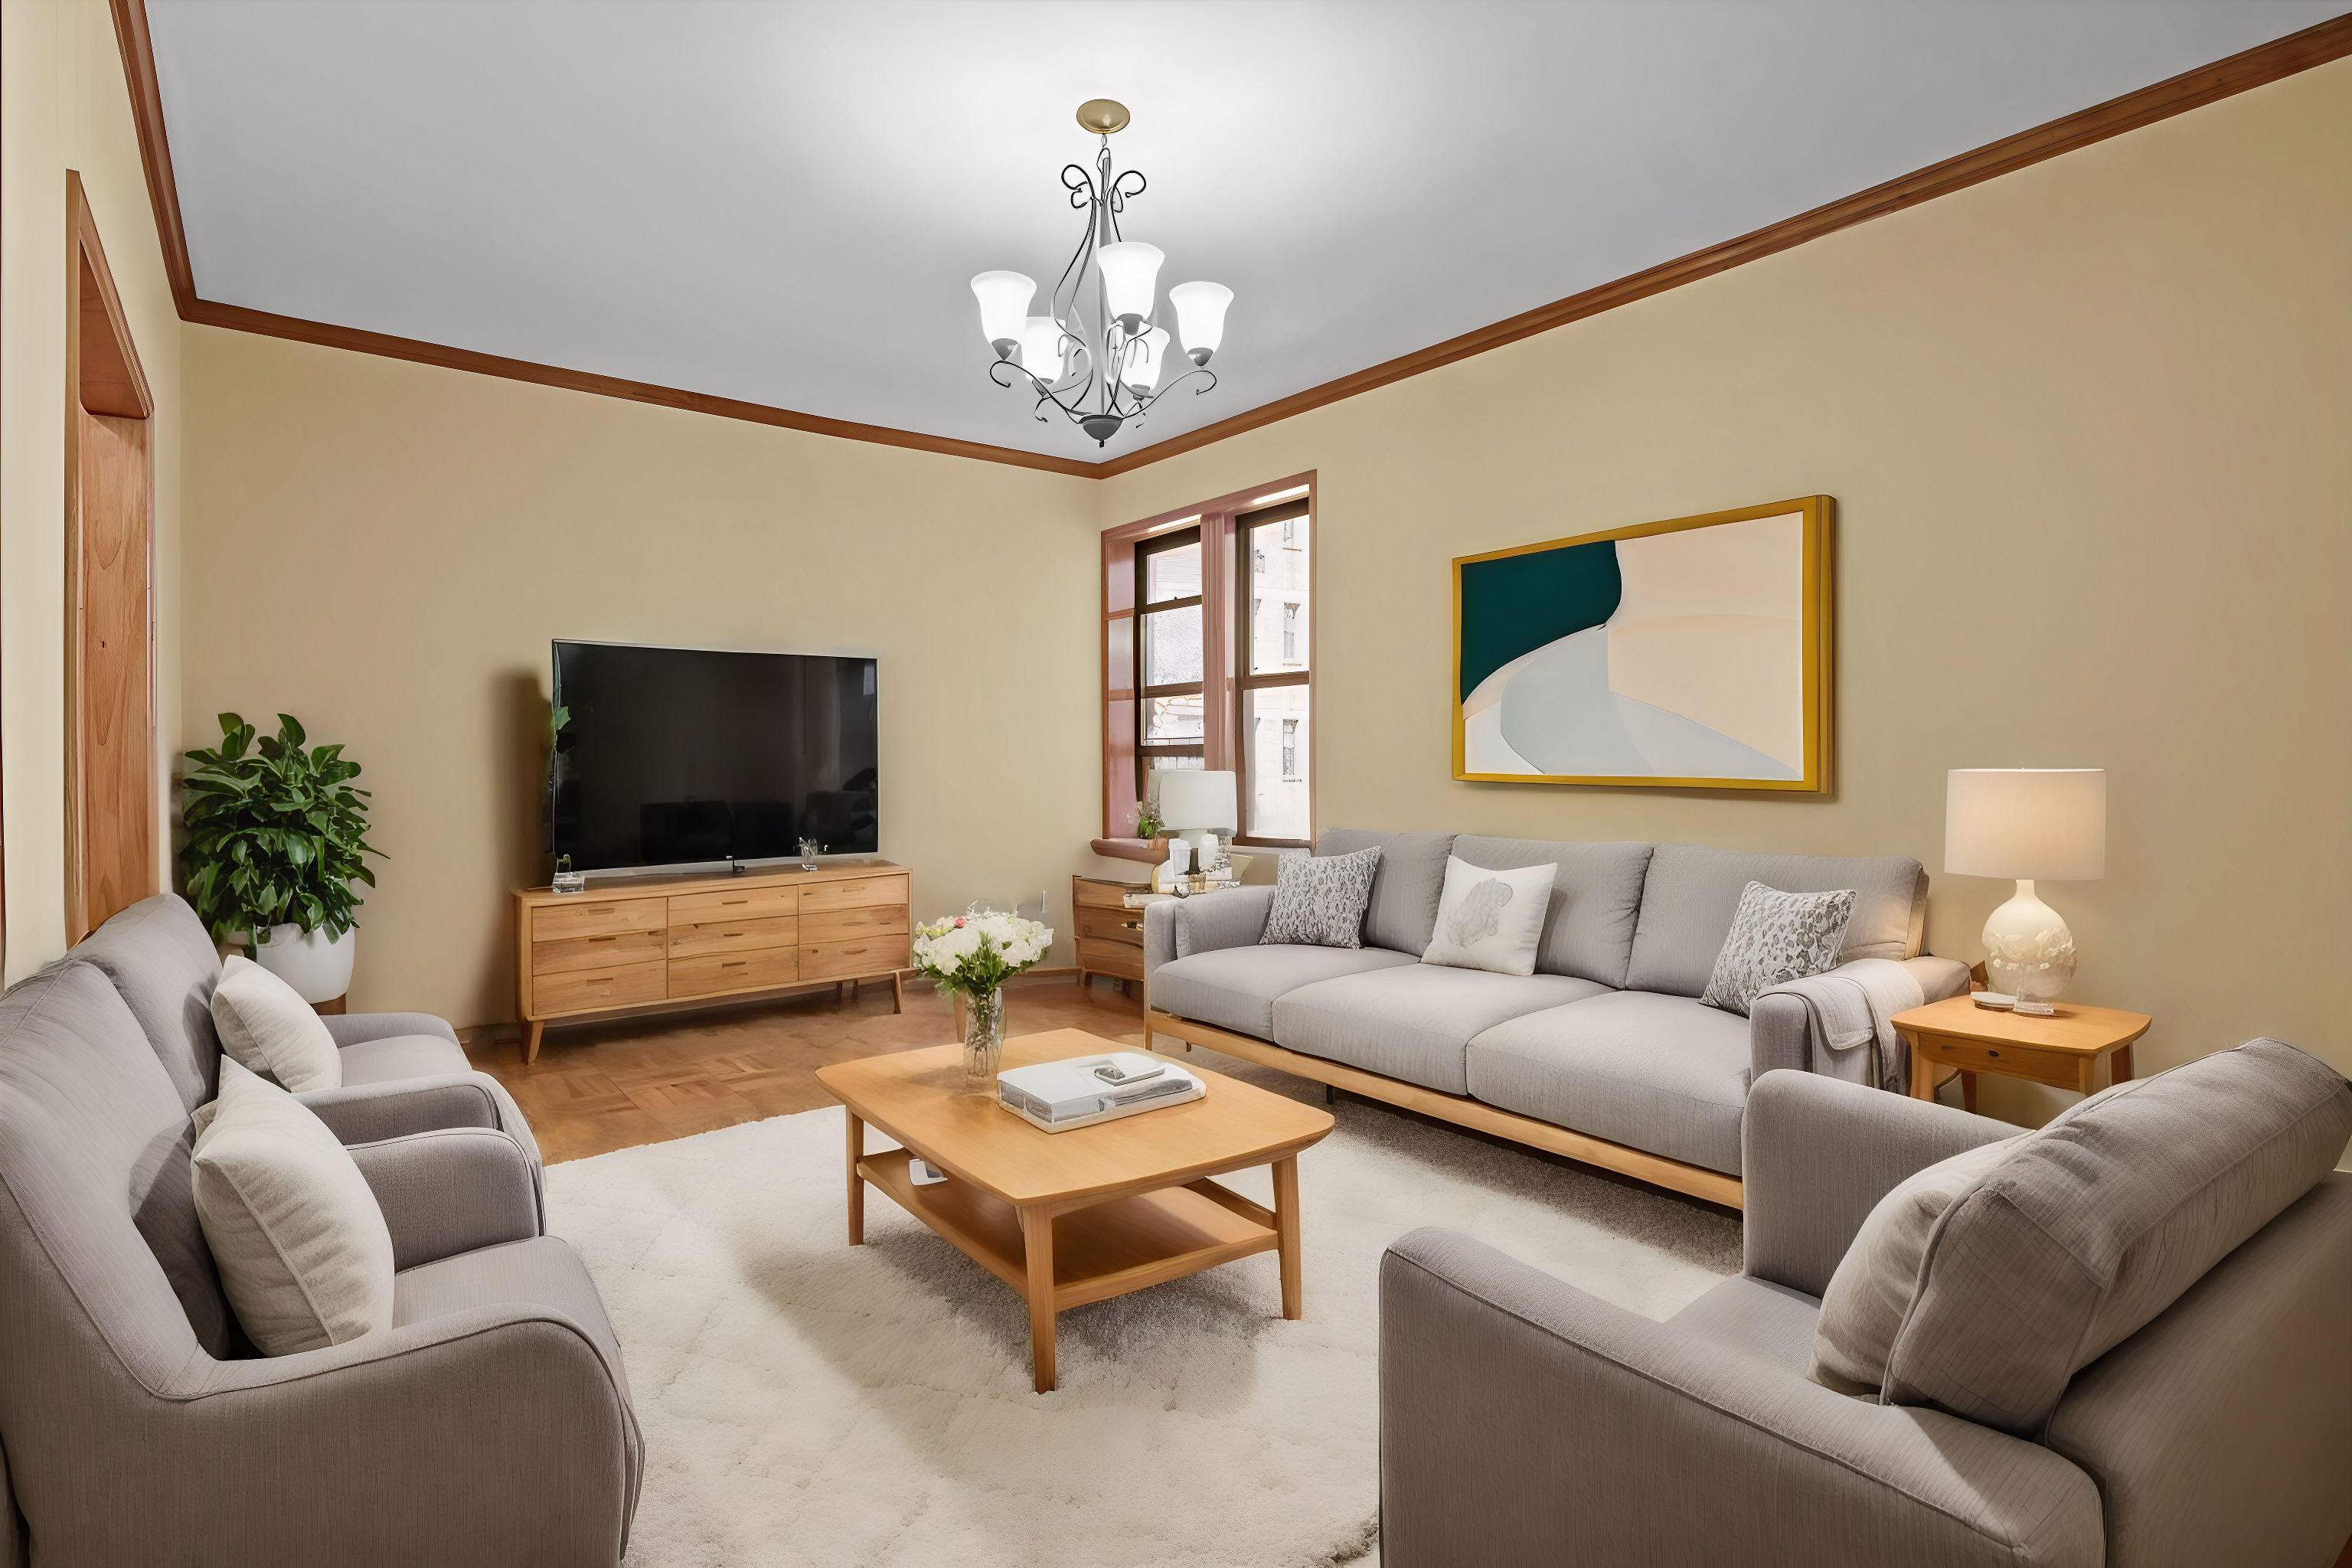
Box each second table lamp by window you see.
[1155,770,1237,889]
[1945,768,2106,1014]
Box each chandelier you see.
[969,99,1233,448]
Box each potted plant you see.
[181,712,385,1002]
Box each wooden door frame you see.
[64,172,158,946]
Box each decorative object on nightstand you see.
[911,907,1054,1089]
[1945,768,2105,1015]
[1892,993,2149,1113]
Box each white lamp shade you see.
[1124,325,1170,392]
[1017,315,1067,383]
[1095,241,1163,321]
[1168,280,1233,354]
[1945,769,2106,881]
[970,271,1034,345]
[1155,769,1236,831]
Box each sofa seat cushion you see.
[1465,990,1753,1174]
[1669,1274,1823,1376]
[338,1033,472,1085]
[1272,965,1608,1095]
[1150,945,1417,1039]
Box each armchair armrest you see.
[348,1128,541,1270]
[1749,956,1974,1079]
[1742,1072,2015,1298]
[1380,1227,2099,1568]
[322,1011,462,1049]
[299,1073,544,1196]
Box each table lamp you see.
[1945,769,2106,1014]
[1155,770,1237,868]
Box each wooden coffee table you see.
[817,1028,1334,1392]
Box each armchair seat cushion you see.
[1466,990,1753,1174]
[1272,965,1606,1095]
[339,1032,472,1085]
[1149,944,1416,1039]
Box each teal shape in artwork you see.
[1458,539,1624,701]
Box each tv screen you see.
[548,641,878,872]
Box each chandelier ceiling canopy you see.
[969,100,1233,449]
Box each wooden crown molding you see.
[111,2,2352,480]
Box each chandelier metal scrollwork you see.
[970,99,1233,448]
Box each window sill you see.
[1089,837,1172,864]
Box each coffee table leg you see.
[1273,1155,1302,1321]
[844,1109,864,1246]
[1021,1205,1057,1393]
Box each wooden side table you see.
[1072,875,1149,992]
[1892,995,2152,1112]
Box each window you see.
[1101,477,1314,846]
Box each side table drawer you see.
[534,959,666,1017]
[533,897,667,942]
[1078,908,1145,946]
[534,928,667,976]
[1078,936,1146,981]
[1912,1032,2078,1090]
[803,936,911,982]
[671,946,799,998]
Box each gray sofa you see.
[1145,829,1968,1204]
[0,956,640,1566]
[64,893,544,1210]
[1380,1068,2352,1567]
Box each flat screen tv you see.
[547,641,877,872]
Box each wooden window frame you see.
[1101,472,1315,848]
[1230,495,1313,848]
[1135,525,1207,776]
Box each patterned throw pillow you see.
[1419,856,1556,976]
[1700,880,1857,1016]
[1260,846,1383,949]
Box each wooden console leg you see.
[890,971,903,1014]
[524,1020,544,1065]
[1273,1155,1303,1321]
[1021,1205,1057,1392]
[844,1109,865,1246]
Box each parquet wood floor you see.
[462,974,1148,1164]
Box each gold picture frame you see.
[1452,496,1834,792]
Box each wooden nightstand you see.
[1072,875,1149,992]
[1892,995,2151,1112]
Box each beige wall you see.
[1,0,185,982]
[1098,62,2352,1122]
[181,329,1099,1025]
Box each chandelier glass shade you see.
[969,102,1230,448]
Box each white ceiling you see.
[149,1,2345,464]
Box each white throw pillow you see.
[1807,1132,2030,1396]
[211,954,342,1093]
[191,1057,395,1356]
[1419,856,1557,977]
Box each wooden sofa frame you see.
[1143,1006,1745,1210]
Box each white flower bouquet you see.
[911,907,1054,997]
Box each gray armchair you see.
[62,893,543,1201]
[1380,1070,2352,1567]
[0,962,639,1566]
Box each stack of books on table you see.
[996,1054,1205,1132]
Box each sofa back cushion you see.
[1315,829,1457,955]
[63,892,225,1113]
[1450,837,1654,987]
[1883,1038,2352,1437]
[1624,843,1926,998]
[0,963,237,1378]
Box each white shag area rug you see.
[547,1049,1742,1568]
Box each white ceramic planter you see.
[253,922,356,1004]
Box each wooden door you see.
[64,174,157,944]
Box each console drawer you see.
[668,915,799,960]
[671,946,800,998]
[669,884,799,922]
[802,936,910,982]
[534,928,667,976]
[532,897,667,942]
[799,875,910,916]
[802,905,909,945]
[533,959,665,1017]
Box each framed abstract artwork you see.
[1453,496,1834,791]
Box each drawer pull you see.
[590,936,616,943]
[1987,1049,2001,1058]
[724,898,748,906]
[722,961,746,969]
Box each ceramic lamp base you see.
[1982,879,2075,1011]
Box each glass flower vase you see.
[962,986,1008,1088]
